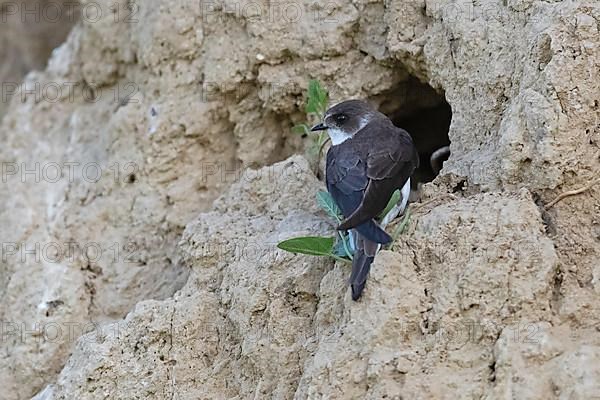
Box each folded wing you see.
[334,123,418,231]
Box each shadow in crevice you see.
[372,76,452,188]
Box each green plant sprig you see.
[292,80,330,172]
[277,190,410,263]
[280,79,412,263]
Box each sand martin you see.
[311,100,419,300]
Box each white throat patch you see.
[327,127,352,145]
[327,115,371,146]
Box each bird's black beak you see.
[310,123,328,132]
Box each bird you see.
[311,99,419,300]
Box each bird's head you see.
[310,100,378,145]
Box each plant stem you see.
[317,133,330,164]
[338,231,354,260]
[330,254,352,264]
[391,208,412,242]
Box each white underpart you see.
[381,178,411,228]
[349,229,380,253]
[348,230,357,252]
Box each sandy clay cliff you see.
[0,0,599,399]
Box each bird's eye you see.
[334,114,348,123]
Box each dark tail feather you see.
[352,219,392,244]
[349,235,379,301]
[350,249,375,300]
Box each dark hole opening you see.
[373,76,452,189]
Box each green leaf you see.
[277,236,335,256]
[333,232,354,259]
[391,208,412,242]
[294,79,330,171]
[396,208,411,235]
[306,79,328,116]
[316,190,342,222]
[332,239,347,257]
[292,124,310,135]
[378,189,402,220]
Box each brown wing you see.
[337,122,418,231]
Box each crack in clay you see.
[550,265,564,314]
[166,302,177,400]
[83,267,97,319]
[488,330,502,384]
